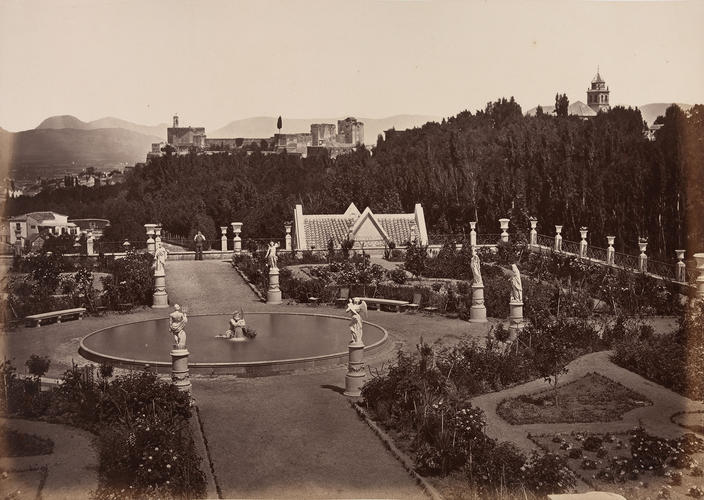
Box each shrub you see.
[388,268,407,284]
[25,355,51,377]
[404,240,428,278]
[522,452,576,495]
[582,435,603,452]
[100,250,154,308]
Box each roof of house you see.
[294,202,427,250]
[525,100,597,118]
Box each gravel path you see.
[471,350,704,453]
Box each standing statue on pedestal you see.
[154,243,168,274]
[169,304,188,348]
[346,298,367,345]
[470,253,483,287]
[265,241,279,269]
[510,264,523,302]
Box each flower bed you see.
[531,428,704,499]
[497,373,652,424]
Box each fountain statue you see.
[510,264,523,303]
[346,298,367,345]
[216,310,248,342]
[154,242,168,275]
[265,241,279,269]
[470,253,483,287]
[169,304,188,349]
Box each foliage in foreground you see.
[361,339,578,495]
[0,360,206,499]
[611,299,704,400]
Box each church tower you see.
[587,69,610,113]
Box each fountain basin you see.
[79,311,388,376]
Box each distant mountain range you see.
[36,115,168,138]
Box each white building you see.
[8,211,78,245]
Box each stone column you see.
[267,265,282,304]
[231,222,242,255]
[695,253,704,298]
[529,218,538,246]
[509,300,524,341]
[579,228,588,259]
[676,249,686,283]
[499,218,510,243]
[154,225,162,248]
[469,221,477,252]
[554,226,563,252]
[469,284,487,323]
[171,347,191,394]
[344,341,366,397]
[606,236,616,266]
[86,230,95,256]
[220,226,228,252]
[285,224,292,251]
[152,265,168,308]
[638,239,648,273]
[145,224,157,254]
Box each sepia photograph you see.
[1,0,703,498]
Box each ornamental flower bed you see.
[531,428,704,499]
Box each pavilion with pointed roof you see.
[293,202,428,253]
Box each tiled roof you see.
[303,217,354,250]
[301,211,416,249]
[27,212,59,222]
[376,215,415,246]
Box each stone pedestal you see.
[220,226,228,252]
[638,240,648,273]
[152,270,169,308]
[344,342,366,397]
[469,284,487,323]
[554,226,563,252]
[579,228,588,259]
[285,224,292,251]
[170,348,191,394]
[606,236,615,266]
[267,267,282,304]
[154,226,162,248]
[508,301,524,340]
[676,250,686,283]
[231,222,243,255]
[469,221,477,250]
[86,231,95,256]
[499,218,510,243]
[694,253,704,298]
[529,218,538,246]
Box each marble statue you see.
[265,241,279,269]
[154,243,168,274]
[470,253,483,287]
[346,298,367,345]
[217,310,247,341]
[510,264,523,302]
[169,304,188,348]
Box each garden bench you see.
[353,297,409,313]
[25,307,87,327]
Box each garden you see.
[2,248,155,324]
[0,356,207,499]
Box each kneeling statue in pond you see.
[216,309,250,341]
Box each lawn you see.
[497,373,651,424]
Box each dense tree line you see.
[5,100,702,260]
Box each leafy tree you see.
[554,93,569,117]
[404,240,428,279]
[529,318,573,405]
[277,116,282,133]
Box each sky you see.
[1,0,703,132]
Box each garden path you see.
[0,417,98,499]
[471,350,704,453]
[167,259,428,498]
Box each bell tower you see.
[587,68,610,113]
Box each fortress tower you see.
[587,69,610,113]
